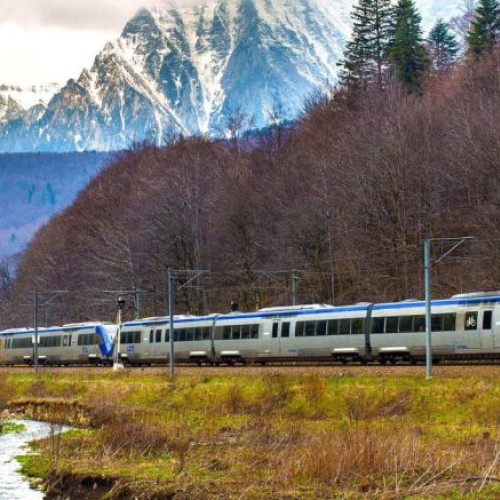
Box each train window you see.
[483,311,493,330]
[317,321,327,336]
[386,317,398,334]
[339,319,351,335]
[40,336,62,348]
[232,326,241,340]
[156,330,162,343]
[79,334,91,346]
[179,329,186,342]
[203,327,211,340]
[242,325,250,339]
[352,318,363,335]
[150,330,154,343]
[372,318,384,334]
[443,314,456,331]
[186,329,194,342]
[414,316,426,332]
[12,338,32,349]
[465,312,478,331]
[295,322,304,337]
[282,322,290,338]
[121,331,141,344]
[62,335,68,347]
[165,330,170,343]
[327,320,339,335]
[272,323,279,338]
[251,324,259,339]
[431,315,443,332]
[223,326,231,340]
[195,329,202,341]
[431,315,443,331]
[305,322,316,336]
[399,316,413,333]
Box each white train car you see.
[370,292,500,363]
[118,292,500,365]
[0,323,117,366]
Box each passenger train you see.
[1,291,500,366]
[0,323,116,366]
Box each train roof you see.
[120,291,500,328]
[0,322,112,337]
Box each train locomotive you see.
[0,322,116,366]
[1,291,500,366]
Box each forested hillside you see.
[3,0,500,327]
[2,48,500,326]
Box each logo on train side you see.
[466,315,477,329]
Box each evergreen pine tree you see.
[340,0,393,89]
[467,0,500,56]
[389,0,430,90]
[428,19,460,71]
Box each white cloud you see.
[0,0,213,85]
[0,0,147,31]
[0,24,112,86]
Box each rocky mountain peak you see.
[0,0,464,152]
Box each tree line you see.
[341,0,499,90]
[2,1,500,326]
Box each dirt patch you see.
[7,398,88,426]
[44,472,189,500]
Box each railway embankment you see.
[1,366,499,499]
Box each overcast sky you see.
[0,0,169,86]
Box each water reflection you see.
[0,420,56,500]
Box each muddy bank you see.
[44,473,190,500]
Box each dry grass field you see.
[1,365,499,499]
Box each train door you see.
[271,321,280,355]
[271,320,292,356]
[488,307,500,349]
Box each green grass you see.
[2,368,500,498]
[0,420,26,434]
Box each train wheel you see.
[379,359,387,365]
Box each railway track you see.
[2,363,500,378]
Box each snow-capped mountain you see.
[0,0,464,152]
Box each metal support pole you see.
[168,268,175,379]
[424,239,432,379]
[291,270,298,306]
[33,290,39,374]
[114,297,125,370]
[135,288,141,319]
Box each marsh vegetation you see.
[0,367,499,498]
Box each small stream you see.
[0,420,57,500]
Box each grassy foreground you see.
[1,367,500,499]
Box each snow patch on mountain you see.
[0,0,470,152]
